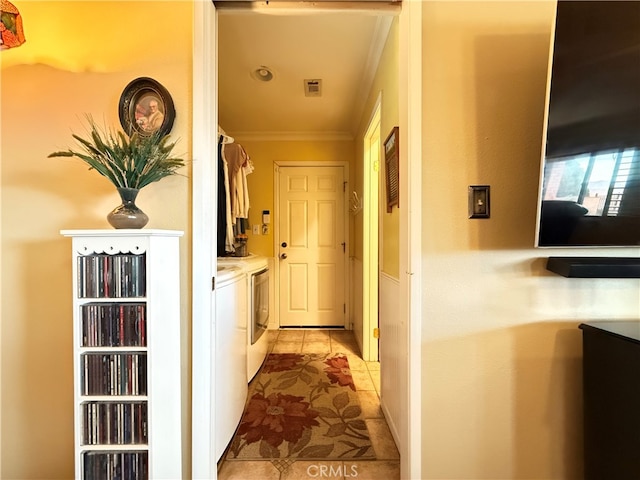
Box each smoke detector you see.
[304,79,322,97]
[251,66,274,82]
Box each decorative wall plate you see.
[384,126,400,213]
[118,77,175,137]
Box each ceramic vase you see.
[107,187,149,229]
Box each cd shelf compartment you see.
[62,229,183,480]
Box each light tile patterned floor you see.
[217,329,400,480]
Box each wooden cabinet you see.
[580,321,640,480]
[61,230,183,480]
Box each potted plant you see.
[49,117,185,228]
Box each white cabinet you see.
[214,266,247,461]
[61,229,183,480]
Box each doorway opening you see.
[216,7,394,336]
[361,98,381,362]
[191,2,424,478]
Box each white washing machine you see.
[217,254,270,381]
[214,265,247,461]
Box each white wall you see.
[419,2,640,479]
[351,257,364,344]
[379,271,401,445]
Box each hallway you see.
[217,329,400,479]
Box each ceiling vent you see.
[304,79,322,97]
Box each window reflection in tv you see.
[536,1,640,247]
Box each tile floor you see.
[217,329,400,480]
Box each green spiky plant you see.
[49,117,185,189]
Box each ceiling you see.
[216,6,396,140]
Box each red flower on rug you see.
[262,353,305,373]
[324,355,355,391]
[237,392,320,448]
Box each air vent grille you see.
[304,79,322,97]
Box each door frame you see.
[399,3,424,479]
[191,1,217,478]
[191,3,423,479]
[273,161,350,329]
[362,95,381,361]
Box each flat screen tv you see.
[535,0,640,248]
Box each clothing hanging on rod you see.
[216,129,254,256]
[216,135,228,257]
[223,142,253,221]
[221,147,235,253]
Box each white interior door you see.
[277,165,346,327]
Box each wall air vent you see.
[304,79,322,97]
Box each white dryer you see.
[214,265,247,461]
[217,254,270,381]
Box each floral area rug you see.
[225,352,376,461]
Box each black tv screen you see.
[536,0,640,247]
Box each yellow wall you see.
[230,138,355,258]
[0,2,193,478]
[353,17,400,278]
[4,3,640,480]
[420,2,640,479]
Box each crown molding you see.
[228,131,354,142]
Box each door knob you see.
[280,253,287,259]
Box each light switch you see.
[469,185,490,219]
[252,224,260,235]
